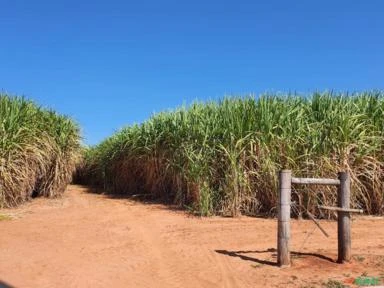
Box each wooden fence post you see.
[278,170,292,267]
[337,172,351,263]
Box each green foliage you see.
[78,92,384,216]
[0,94,81,207]
[354,276,380,286]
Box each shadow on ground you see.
[78,185,266,217]
[77,185,190,214]
[215,248,335,266]
[0,280,15,288]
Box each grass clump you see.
[0,214,12,221]
[77,91,384,217]
[0,93,81,207]
[322,279,346,288]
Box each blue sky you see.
[1,1,383,145]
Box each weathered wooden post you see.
[337,172,351,263]
[278,170,292,267]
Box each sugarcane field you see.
[1,1,384,287]
[1,93,384,288]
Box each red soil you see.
[0,185,383,288]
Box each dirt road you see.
[0,185,383,287]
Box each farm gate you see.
[277,170,363,267]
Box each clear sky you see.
[1,1,383,145]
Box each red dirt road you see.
[0,185,383,288]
